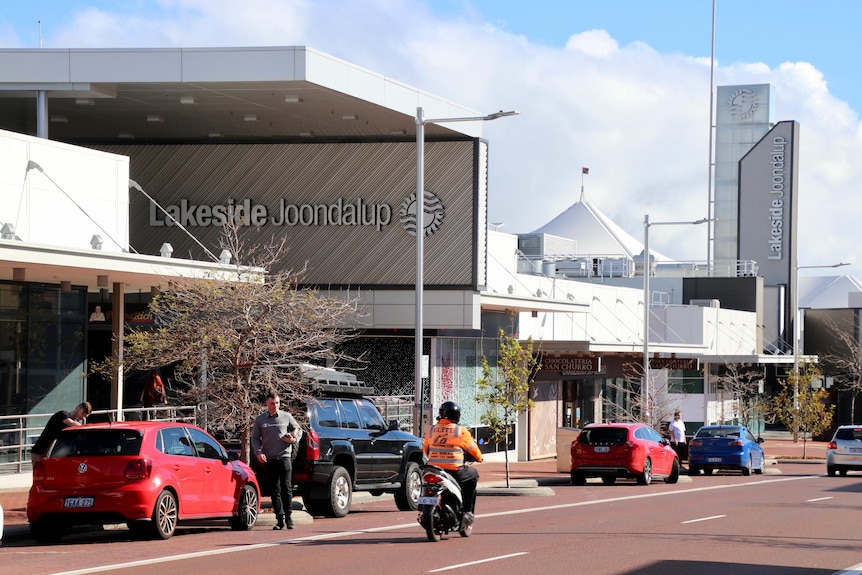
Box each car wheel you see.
[151,489,179,539]
[665,458,680,484]
[703,467,714,475]
[840,469,849,477]
[688,465,701,476]
[395,462,421,511]
[317,465,352,518]
[229,484,259,530]
[601,475,617,485]
[637,458,652,485]
[827,465,837,477]
[570,471,587,486]
[742,455,752,476]
[30,518,65,543]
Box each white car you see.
[826,425,862,476]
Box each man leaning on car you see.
[30,402,92,463]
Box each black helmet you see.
[438,401,461,423]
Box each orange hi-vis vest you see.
[424,420,481,470]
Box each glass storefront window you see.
[0,282,87,416]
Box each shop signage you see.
[540,355,604,376]
[648,357,699,370]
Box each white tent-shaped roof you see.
[529,192,669,261]
[799,275,862,309]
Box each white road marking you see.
[47,474,821,575]
[681,514,726,524]
[833,563,862,575]
[807,496,833,502]
[427,552,529,572]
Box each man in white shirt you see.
[668,409,687,466]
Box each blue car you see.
[688,425,765,476]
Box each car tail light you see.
[125,458,152,480]
[827,441,837,451]
[729,440,743,447]
[305,428,321,461]
[32,459,45,481]
[690,439,702,447]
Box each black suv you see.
[290,366,425,518]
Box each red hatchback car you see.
[27,421,260,542]
[570,423,680,486]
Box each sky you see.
[2,0,861,278]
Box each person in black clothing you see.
[30,402,92,463]
[252,391,302,530]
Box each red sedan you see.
[570,422,680,486]
[27,421,260,542]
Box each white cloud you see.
[564,29,620,57]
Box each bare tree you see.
[605,363,686,434]
[101,225,362,462]
[716,362,767,432]
[818,317,862,424]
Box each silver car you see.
[826,425,862,476]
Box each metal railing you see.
[0,405,198,475]
[0,396,417,474]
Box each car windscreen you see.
[836,428,862,441]
[695,428,739,439]
[50,429,144,457]
[578,427,628,445]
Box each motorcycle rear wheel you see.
[459,522,472,537]
[423,507,441,542]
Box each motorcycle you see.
[416,464,473,541]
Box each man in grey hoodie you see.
[252,390,302,530]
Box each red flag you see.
[582,167,589,174]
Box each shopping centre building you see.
[3,47,848,464]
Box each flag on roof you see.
[582,167,589,174]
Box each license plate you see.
[64,496,95,508]
[707,457,722,463]
[848,447,862,454]
[417,496,439,506]
[594,446,610,453]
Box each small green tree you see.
[771,363,834,458]
[476,329,538,487]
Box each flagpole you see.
[580,167,589,202]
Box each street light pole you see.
[414,106,518,439]
[642,214,714,423]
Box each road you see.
[4,464,862,575]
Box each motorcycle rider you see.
[423,401,484,527]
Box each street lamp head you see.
[692,217,717,225]
[485,110,520,121]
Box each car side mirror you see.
[388,420,400,431]
[757,437,764,444]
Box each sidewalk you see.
[0,433,828,542]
